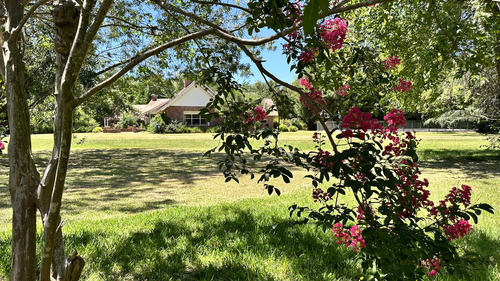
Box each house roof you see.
[262,98,279,117]
[156,81,216,112]
[138,98,171,116]
[133,81,217,117]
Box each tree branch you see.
[191,0,251,13]
[236,43,338,152]
[73,28,214,107]
[156,0,394,47]
[10,0,50,42]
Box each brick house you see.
[133,81,224,126]
[133,81,279,128]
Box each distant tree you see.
[349,0,500,112]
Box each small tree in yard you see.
[201,1,495,280]
[0,1,493,281]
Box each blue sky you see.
[238,38,297,84]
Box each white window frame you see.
[183,111,208,126]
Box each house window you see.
[184,112,208,126]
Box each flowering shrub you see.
[202,2,493,280]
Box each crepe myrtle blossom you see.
[382,55,401,69]
[336,84,349,96]
[395,78,412,92]
[0,140,4,150]
[298,49,315,64]
[246,106,266,123]
[300,76,313,90]
[332,223,366,252]
[421,258,442,276]
[319,18,348,51]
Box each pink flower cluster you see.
[299,77,325,110]
[332,223,366,252]
[336,84,349,97]
[300,77,313,89]
[315,149,333,169]
[319,18,348,51]
[442,220,473,241]
[394,162,433,218]
[0,140,4,150]
[395,78,412,92]
[382,55,401,69]
[340,107,383,139]
[312,132,323,144]
[312,188,332,202]
[421,258,442,276]
[384,109,406,128]
[445,184,472,207]
[246,106,266,123]
[298,49,314,64]
[430,185,474,240]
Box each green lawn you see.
[0,131,499,280]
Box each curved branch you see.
[10,0,50,41]
[191,0,251,13]
[155,0,395,47]
[236,43,338,152]
[73,28,214,107]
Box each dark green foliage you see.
[117,112,139,129]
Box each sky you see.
[237,37,297,85]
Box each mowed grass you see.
[0,131,499,280]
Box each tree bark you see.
[37,2,85,280]
[2,1,40,280]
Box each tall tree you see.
[349,0,500,112]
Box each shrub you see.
[475,119,500,134]
[291,118,307,130]
[147,115,166,134]
[118,112,139,129]
[175,124,189,133]
[92,127,103,133]
[288,125,298,132]
[278,124,289,132]
[186,126,203,133]
[205,126,221,133]
[73,108,99,133]
[165,120,184,133]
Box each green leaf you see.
[303,0,320,35]
[318,0,329,14]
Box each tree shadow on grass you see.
[1,206,498,280]
[441,230,500,281]
[64,207,357,281]
[419,160,500,179]
[418,149,500,162]
[0,149,224,214]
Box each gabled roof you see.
[262,98,279,117]
[156,81,216,112]
[132,81,217,116]
[139,98,171,116]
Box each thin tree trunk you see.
[38,2,85,280]
[2,1,40,279]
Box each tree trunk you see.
[37,2,85,280]
[2,2,40,279]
